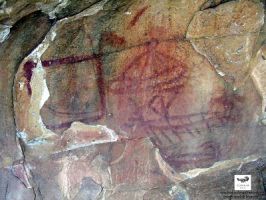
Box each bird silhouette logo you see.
[237,176,249,183]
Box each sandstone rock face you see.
[187,0,264,88]
[1,0,266,199]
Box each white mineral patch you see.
[31,63,49,108]
[64,122,119,151]
[0,25,11,43]
[216,69,225,76]
[57,157,72,199]
[16,131,28,140]
[29,60,55,138]
[36,0,69,19]
[100,125,119,142]
[27,138,48,146]
[180,155,260,179]
[0,6,12,15]
[251,46,266,115]
[155,147,261,181]
[69,0,108,19]
[155,148,187,182]
[48,0,69,19]
[18,81,25,90]
[169,185,189,200]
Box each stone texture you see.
[1,0,266,199]
[0,0,100,43]
[252,44,266,123]
[0,168,35,200]
[0,11,52,167]
[187,0,264,88]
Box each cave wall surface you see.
[1,0,266,199]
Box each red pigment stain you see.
[42,53,102,68]
[23,54,106,130]
[101,32,126,47]
[23,53,103,96]
[23,60,37,95]
[108,36,191,142]
[208,89,244,123]
[128,5,150,28]
[109,38,188,94]
[94,56,106,116]
[21,32,121,129]
[161,141,221,171]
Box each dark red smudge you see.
[94,57,106,119]
[128,5,149,28]
[209,91,244,123]
[101,32,126,47]
[42,54,102,68]
[162,141,221,171]
[23,60,37,95]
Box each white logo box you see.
[234,175,251,191]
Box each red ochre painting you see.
[2,0,266,199]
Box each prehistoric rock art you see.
[1,0,266,199]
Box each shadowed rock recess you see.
[1,0,266,199]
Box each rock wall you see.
[1,0,266,199]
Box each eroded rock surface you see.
[1,0,266,199]
[187,0,264,88]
